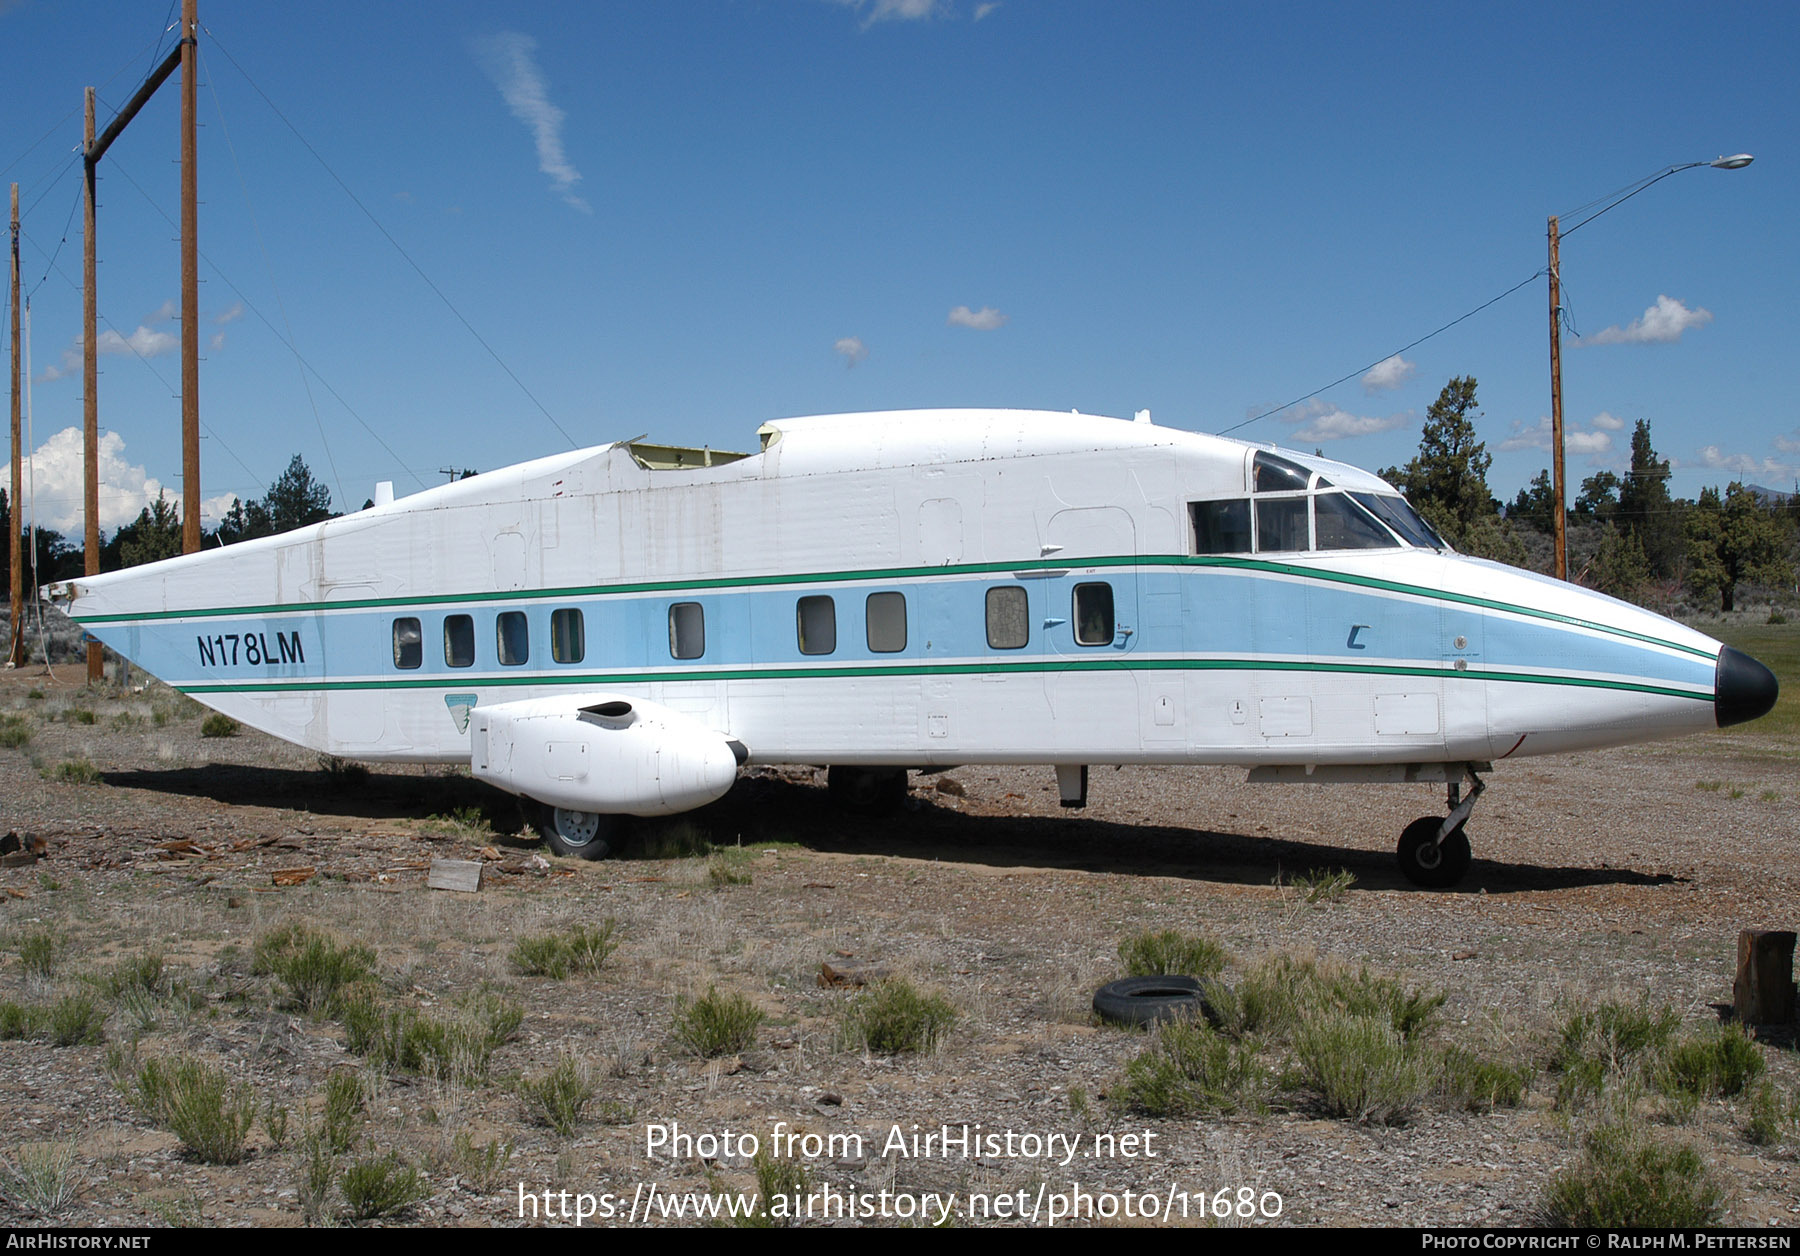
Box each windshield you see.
[1352,493,1448,551]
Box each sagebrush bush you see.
[1657,1024,1765,1101]
[1539,1121,1725,1227]
[842,978,956,1055]
[252,924,376,1015]
[1110,1019,1268,1117]
[199,713,240,738]
[519,1053,596,1136]
[340,1153,428,1220]
[1293,1011,1431,1125]
[510,920,619,979]
[1118,929,1229,979]
[1552,998,1683,1108]
[133,1057,257,1165]
[673,987,764,1058]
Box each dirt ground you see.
[0,661,1796,1228]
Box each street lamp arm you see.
[1561,154,1753,238]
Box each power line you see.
[203,26,581,452]
[1218,269,1545,437]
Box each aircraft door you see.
[1440,604,1490,759]
[1042,507,1141,755]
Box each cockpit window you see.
[1352,493,1447,551]
[1253,451,1311,492]
[1314,491,1401,550]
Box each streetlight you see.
[1547,154,1753,580]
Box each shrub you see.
[340,1153,428,1220]
[1118,929,1228,979]
[17,931,57,980]
[740,1148,811,1229]
[48,758,101,785]
[1539,1122,1726,1227]
[0,715,30,748]
[0,1002,40,1039]
[95,952,166,1000]
[842,978,956,1055]
[1292,1012,1431,1125]
[321,1071,362,1154]
[448,1131,515,1192]
[1284,867,1357,903]
[510,921,619,979]
[252,924,376,1015]
[1551,998,1681,1107]
[1657,1023,1765,1101]
[1745,1082,1796,1148]
[673,987,764,1058]
[519,1053,596,1136]
[46,993,105,1047]
[65,708,96,726]
[133,1057,257,1165]
[1438,1045,1532,1112]
[200,713,240,738]
[0,1142,80,1218]
[339,988,519,1080]
[1110,1019,1269,1117]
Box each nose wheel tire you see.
[537,805,614,860]
[1397,816,1471,888]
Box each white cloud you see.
[209,332,226,352]
[1584,294,1712,346]
[147,299,178,324]
[1773,431,1800,455]
[947,304,1007,330]
[973,2,1001,18]
[834,336,869,367]
[214,302,244,326]
[20,426,171,535]
[1277,399,1409,442]
[831,0,949,24]
[471,32,590,213]
[1360,354,1416,395]
[1693,446,1794,481]
[37,315,182,383]
[1499,415,1616,458]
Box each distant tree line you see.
[4,453,337,590]
[1381,377,1796,613]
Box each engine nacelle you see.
[470,694,745,816]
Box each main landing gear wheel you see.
[826,766,909,814]
[537,805,615,861]
[1397,817,1471,888]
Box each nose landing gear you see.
[1397,770,1484,888]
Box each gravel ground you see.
[0,662,1795,1229]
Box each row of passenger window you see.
[390,582,1118,670]
[393,609,585,670]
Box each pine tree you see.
[1382,377,1496,544]
[1616,420,1682,579]
[1686,483,1794,612]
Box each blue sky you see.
[2,0,1794,534]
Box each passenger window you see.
[551,608,584,664]
[797,596,837,656]
[1073,583,1115,646]
[392,618,422,670]
[497,611,529,665]
[1191,499,1252,555]
[444,614,475,667]
[866,592,907,653]
[1256,497,1309,552]
[669,602,705,660]
[986,586,1029,650]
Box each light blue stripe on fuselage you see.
[84,563,1717,695]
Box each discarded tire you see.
[1092,976,1216,1028]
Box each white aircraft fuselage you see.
[52,410,1778,885]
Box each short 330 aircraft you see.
[51,409,1778,886]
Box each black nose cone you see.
[1716,646,1779,728]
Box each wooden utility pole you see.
[1547,214,1566,583]
[79,9,199,680]
[8,183,22,669]
[83,88,101,682]
[180,0,200,554]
